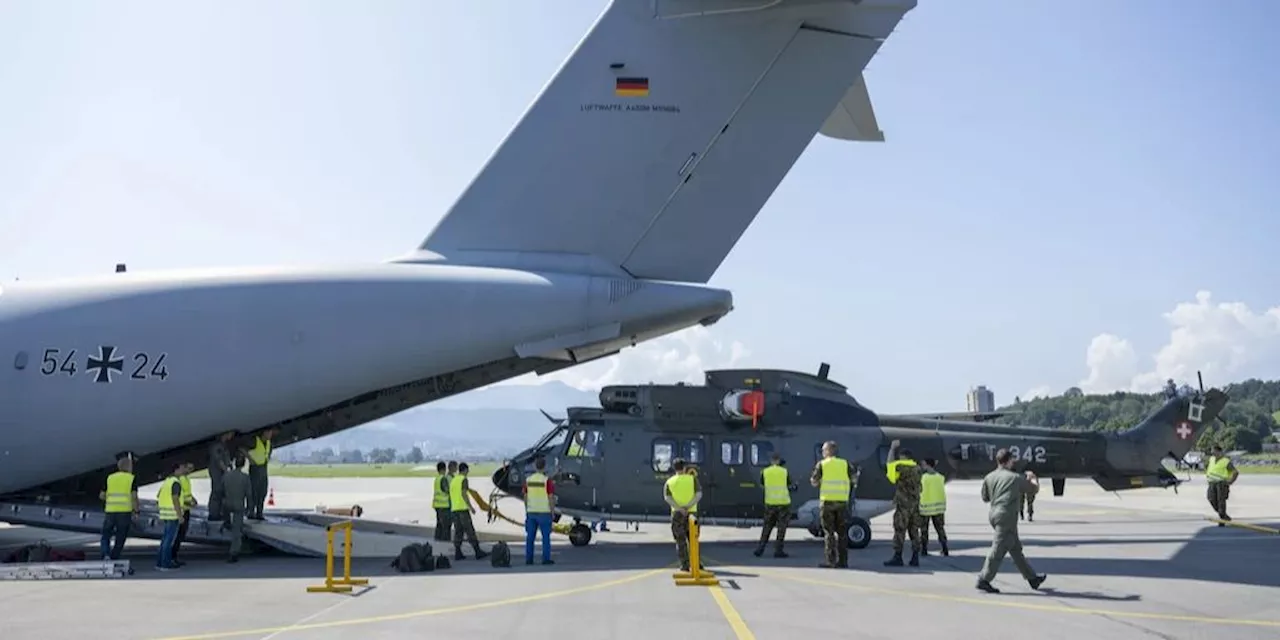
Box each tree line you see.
[996,379,1280,453]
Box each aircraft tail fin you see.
[1108,388,1228,468]
[409,0,916,283]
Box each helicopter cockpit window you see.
[682,440,704,464]
[652,439,676,472]
[566,429,604,458]
[750,441,774,466]
[534,426,569,453]
[721,441,744,466]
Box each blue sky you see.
[2,1,1279,413]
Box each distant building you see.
[967,385,995,413]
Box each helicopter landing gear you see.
[568,523,593,547]
[846,517,871,549]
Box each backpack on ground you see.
[434,555,451,570]
[490,541,511,568]
[392,543,431,573]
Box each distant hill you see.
[997,379,1280,453]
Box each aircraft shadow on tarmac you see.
[42,520,1275,593]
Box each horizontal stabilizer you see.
[819,73,885,142]
[1091,467,1184,492]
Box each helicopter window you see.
[682,440,704,464]
[720,441,744,466]
[750,442,774,466]
[652,439,676,472]
[566,429,604,458]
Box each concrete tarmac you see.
[1,474,1278,639]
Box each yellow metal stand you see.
[673,516,719,587]
[306,520,371,593]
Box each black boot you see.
[908,550,919,567]
[752,545,764,557]
[773,547,788,558]
[941,541,950,557]
[883,553,903,567]
[976,579,1000,593]
[920,545,930,557]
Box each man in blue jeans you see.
[155,464,184,571]
[523,457,556,565]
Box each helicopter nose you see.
[492,462,521,496]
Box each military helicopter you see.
[490,364,1228,550]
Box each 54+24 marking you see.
[39,346,169,383]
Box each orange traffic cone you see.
[267,488,275,507]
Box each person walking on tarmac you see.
[1205,445,1239,524]
[1020,470,1039,522]
[155,463,185,571]
[99,455,139,567]
[449,462,489,560]
[222,455,251,563]
[207,431,235,522]
[523,456,556,565]
[809,440,857,569]
[754,452,791,558]
[246,427,277,521]
[884,440,922,567]
[917,458,949,557]
[433,461,453,542]
[172,462,198,567]
[976,448,1046,593]
[663,458,702,572]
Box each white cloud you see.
[1080,290,1280,393]
[502,325,751,391]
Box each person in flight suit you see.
[221,454,251,563]
[884,440,922,567]
[1204,445,1239,524]
[663,458,702,572]
[1020,470,1039,522]
[206,431,235,522]
[432,461,453,542]
[449,462,489,560]
[810,440,857,569]
[976,448,1046,593]
[754,452,791,558]
[917,458,949,557]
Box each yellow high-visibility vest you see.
[886,459,917,484]
[819,457,850,503]
[104,471,134,513]
[919,471,947,516]
[665,473,697,513]
[525,473,551,513]
[449,475,470,512]
[156,477,180,521]
[761,465,790,506]
[432,475,450,509]
[1205,456,1231,483]
[179,476,194,510]
[248,436,271,466]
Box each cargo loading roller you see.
[0,499,524,558]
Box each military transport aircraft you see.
[490,365,1228,550]
[0,0,916,520]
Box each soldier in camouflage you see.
[884,439,922,567]
[754,452,791,558]
[1019,470,1038,522]
[810,440,858,569]
[664,458,702,572]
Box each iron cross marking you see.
[86,346,125,383]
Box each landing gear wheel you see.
[568,523,593,547]
[846,517,871,549]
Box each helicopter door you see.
[712,437,749,517]
[564,425,607,504]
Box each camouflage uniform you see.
[1019,491,1035,522]
[885,459,922,566]
[811,459,856,568]
[671,510,692,569]
[756,505,789,555]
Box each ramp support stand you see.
[306,520,370,593]
[673,515,718,587]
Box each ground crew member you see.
[1020,470,1039,522]
[663,458,702,572]
[156,463,185,571]
[754,452,790,558]
[449,462,488,560]
[246,428,276,520]
[809,440,856,569]
[221,454,251,563]
[1205,445,1239,524]
[523,456,556,565]
[884,440,922,567]
[207,431,235,521]
[918,458,949,557]
[977,449,1046,593]
[99,455,139,563]
[172,462,197,566]
[433,461,452,541]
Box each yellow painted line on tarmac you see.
[1203,518,1280,534]
[708,584,756,640]
[747,568,1280,629]
[148,567,668,640]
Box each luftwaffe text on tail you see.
[490,363,1228,549]
[0,0,917,546]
